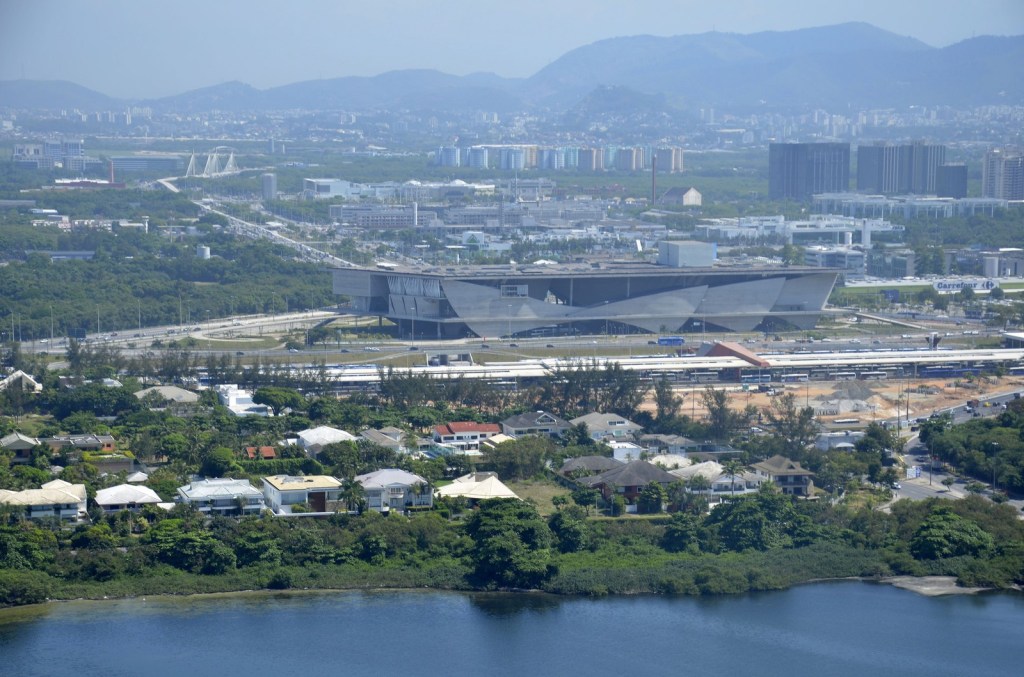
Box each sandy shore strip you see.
[882,576,988,596]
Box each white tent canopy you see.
[436,473,519,500]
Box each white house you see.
[0,479,87,521]
[94,484,164,513]
[214,384,272,417]
[296,426,358,456]
[355,469,432,513]
[176,478,265,516]
[261,475,343,514]
[432,422,501,454]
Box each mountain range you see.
[1,23,1020,114]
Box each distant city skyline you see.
[1,0,1022,100]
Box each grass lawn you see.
[505,479,572,516]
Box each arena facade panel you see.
[332,261,838,339]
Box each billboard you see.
[932,279,998,294]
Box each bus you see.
[657,336,686,346]
[831,371,857,381]
[859,371,888,380]
[740,373,771,384]
[691,371,720,383]
[780,373,809,383]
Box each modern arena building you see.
[333,259,838,339]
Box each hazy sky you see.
[1,0,1022,99]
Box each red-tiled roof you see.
[244,446,277,460]
[434,422,501,435]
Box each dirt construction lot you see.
[662,375,1024,425]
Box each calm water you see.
[1,582,1022,677]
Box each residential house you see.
[214,384,272,417]
[355,468,432,513]
[669,461,723,485]
[570,412,642,442]
[134,385,200,405]
[479,433,516,453]
[432,422,501,454]
[296,425,357,456]
[708,471,761,498]
[44,434,117,455]
[751,455,816,497]
[176,478,266,516]
[94,484,164,513]
[500,411,570,438]
[360,427,409,454]
[1,431,41,464]
[640,434,699,456]
[609,441,644,462]
[0,479,87,521]
[581,460,678,504]
[645,454,692,471]
[0,370,43,393]
[261,475,343,514]
[560,455,623,478]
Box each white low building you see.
[356,469,432,513]
[95,484,164,513]
[0,479,87,521]
[176,478,266,516]
[261,475,343,514]
[214,384,272,417]
[296,426,358,456]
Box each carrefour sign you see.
[932,279,999,293]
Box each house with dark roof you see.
[44,434,117,455]
[500,411,570,438]
[751,455,815,497]
[1,432,41,464]
[639,434,699,456]
[560,455,623,478]
[581,460,678,503]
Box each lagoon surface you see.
[1,582,1023,677]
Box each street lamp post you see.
[991,442,1000,492]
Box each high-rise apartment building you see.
[982,149,1024,200]
[769,143,850,201]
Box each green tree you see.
[701,387,747,440]
[637,481,666,514]
[570,487,599,516]
[465,498,554,588]
[910,505,994,560]
[761,392,819,460]
[548,507,590,553]
[252,387,306,415]
[483,436,553,481]
[662,512,702,553]
[200,447,241,478]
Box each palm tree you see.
[723,459,743,496]
[338,478,366,514]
